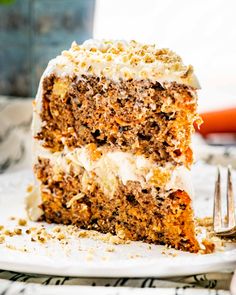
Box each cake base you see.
[34,157,200,253]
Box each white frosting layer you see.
[36,39,200,88]
[36,143,193,195]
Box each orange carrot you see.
[196,108,236,136]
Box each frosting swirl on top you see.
[44,39,200,88]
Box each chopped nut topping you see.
[49,40,198,88]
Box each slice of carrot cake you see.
[27,39,201,252]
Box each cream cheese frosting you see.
[37,39,200,88]
[31,142,193,198]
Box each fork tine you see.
[213,166,222,232]
[227,165,236,228]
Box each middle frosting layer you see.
[34,143,193,199]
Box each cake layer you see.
[31,157,200,253]
[34,75,198,167]
[29,39,201,253]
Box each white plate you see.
[0,164,235,278]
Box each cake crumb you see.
[105,246,115,252]
[86,254,94,261]
[102,256,109,261]
[4,230,14,237]
[27,184,34,193]
[108,234,130,245]
[56,233,66,241]
[201,239,216,254]
[0,225,4,231]
[14,228,22,235]
[18,219,27,226]
[6,244,17,250]
[129,254,135,259]
[52,226,61,233]
[76,229,131,245]
[34,227,51,243]
[0,235,5,244]
[116,229,126,239]
[37,235,47,243]
[6,243,28,253]
[168,252,178,257]
[88,248,95,255]
[78,230,89,238]
[196,217,213,227]
[128,253,142,259]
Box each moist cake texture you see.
[28,40,202,253]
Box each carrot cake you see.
[27,39,202,252]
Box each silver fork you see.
[213,165,236,237]
[214,167,236,295]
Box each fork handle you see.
[231,270,236,295]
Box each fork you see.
[213,165,236,236]
[213,166,236,295]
